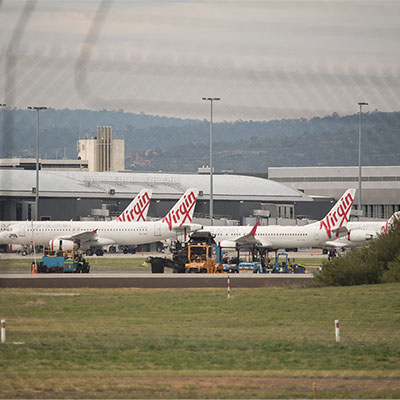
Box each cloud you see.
[1,0,399,121]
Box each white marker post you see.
[227,275,231,299]
[1,320,5,343]
[335,320,340,342]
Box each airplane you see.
[0,189,152,253]
[199,189,356,252]
[324,211,400,250]
[0,188,201,256]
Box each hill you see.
[1,109,399,173]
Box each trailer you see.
[32,249,90,273]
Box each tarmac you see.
[0,249,323,288]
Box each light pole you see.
[0,104,5,154]
[27,106,47,221]
[358,102,368,218]
[202,97,220,226]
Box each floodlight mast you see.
[27,106,47,221]
[357,102,368,219]
[202,97,220,226]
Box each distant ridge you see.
[1,108,399,173]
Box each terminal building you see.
[1,164,399,224]
[268,166,400,220]
[0,169,328,225]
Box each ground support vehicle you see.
[237,261,261,272]
[32,249,90,273]
[253,253,306,274]
[147,234,308,274]
[147,232,228,274]
[222,263,240,273]
[184,243,223,273]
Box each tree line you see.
[1,108,399,173]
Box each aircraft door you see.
[154,223,161,237]
[18,225,26,237]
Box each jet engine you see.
[49,239,75,251]
[348,230,377,242]
[9,244,27,252]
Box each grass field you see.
[0,284,399,398]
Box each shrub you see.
[381,256,400,283]
[314,219,400,286]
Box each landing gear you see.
[85,248,104,256]
[120,245,136,254]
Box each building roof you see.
[0,169,312,202]
[0,158,88,170]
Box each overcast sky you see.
[1,0,399,121]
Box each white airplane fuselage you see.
[1,220,199,250]
[0,188,201,251]
[204,189,357,250]
[203,222,338,250]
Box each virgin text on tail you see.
[162,191,197,231]
[320,191,355,239]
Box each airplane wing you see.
[58,230,98,242]
[219,222,264,249]
[57,229,115,246]
[235,222,263,247]
[219,237,272,249]
[235,234,262,247]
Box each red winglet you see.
[93,229,98,235]
[249,221,259,236]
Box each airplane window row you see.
[217,232,308,237]
[26,228,148,232]
[27,228,69,232]
[257,233,308,236]
[96,228,148,232]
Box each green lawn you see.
[0,284,399,398]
